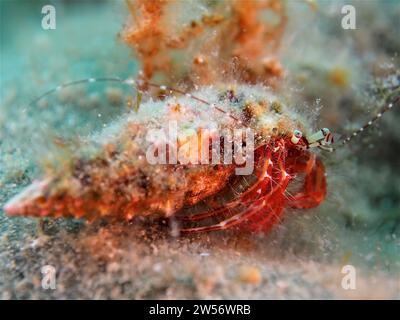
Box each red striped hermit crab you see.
[4,78,397,233]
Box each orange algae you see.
[122,0,287,87]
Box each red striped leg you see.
[179,165,290,233]
[287,153,327,209]
[178,146,273,222]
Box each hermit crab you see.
[3,0,399,234]
[4,77,398,233]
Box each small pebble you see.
[238,266,262,285]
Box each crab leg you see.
[177,146,273,222]
[286,152,327,209]
[179,161,290,233]
[245,189,286,232]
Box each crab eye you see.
[321,128,330,136]
[294,129,303,138]
[291,129,303,144]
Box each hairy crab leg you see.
[286,152,327,209]
[177,146,273,222]
[179,160,290,233]
[179,174,289,233]
[246,196,285,232]
[247,158,290,232]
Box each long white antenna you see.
[333,94,399,151]
[29,77,125,107]
[28,77,242,123]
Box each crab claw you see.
[3,179,53,217]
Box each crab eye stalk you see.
[307,128,331,145]
[321,128,330,136]
[324,132,334,145]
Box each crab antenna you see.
[28,77,125,107]
[27,77,242,124]
[141,80,242,123]
[338,95,399,149]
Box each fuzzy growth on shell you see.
[4,84,311,221]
